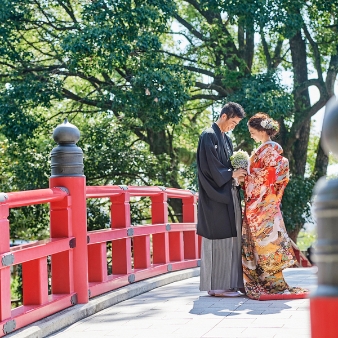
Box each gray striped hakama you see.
[199,184,243,291]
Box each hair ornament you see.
[260,119,278,130]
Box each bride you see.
[242,113,308,300]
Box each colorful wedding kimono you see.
[242,141,308,300]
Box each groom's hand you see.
[233,168,247,180]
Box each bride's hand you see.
[238,176,245,183]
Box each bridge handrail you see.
[86,185,196,198]
[0,184,200,337]
[85,185,199,299]
[4,187,68,208]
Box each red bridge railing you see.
[0,183,200,336]
[86,186,200,298]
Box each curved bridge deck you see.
[10,267,317,338]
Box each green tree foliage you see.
[163,0,338,239]
[0,0,337,241]
[281,176,316,243]
[0,0,193,229]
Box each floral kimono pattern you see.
[242,141,307,300]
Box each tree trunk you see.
[145,128,184,222]
[167,169,183,222]
[293,119,311,176]
[244,18,254,71]
[288,227,302,244]
[168,198,182,222]
[238,17,245,59]
[289,30,311,176]
[313,133,329,179]
[147,129,168,155]
[278,117,289,157]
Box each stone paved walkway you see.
[47,267,317,338]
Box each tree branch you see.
[293,78,325,97]
[183,102,212,113]
[24,18,76,32]
[114,68,127,79]
[62,88,110,109]
[31,0,77,30]
[158,49,213,68]
[183,0,217,24]
[57,70,114,87]
[190,94,224,100]
[288,94,330,147]
[17,32,56,59]
[194,81,229,96]
[173,14,206,41]
[260,30,272,70]
[129,126,148,144]
[49,109,101,120]
[184,2,241,67]
[166,31,194,46]
[56,0,78,25]
[0,61,16,70]
[272,38,284,68]
[184,66,215,77]
[325,48,338,95]
[303,24,323,82]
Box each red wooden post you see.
[50,193,73,294]
[0,196,11,321]
[111,191,131,228]
[88,243,107,282]
[111,192,132,275]
[112,239,131,275]
[151,191,169,264]
[182,195,198,260]
[22,258,48,305]
[182,195,197,222]
[51,251,73,294]
[169,232,184,261]
[50,119,88,304]
[133,236,151,269]
[50,177,87,302]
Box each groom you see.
[196,102,246,297]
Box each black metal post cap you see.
[51,118,84,177]
[53,118,80,145]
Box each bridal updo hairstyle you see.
[248,113,279,138]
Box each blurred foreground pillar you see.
[311,97,338,338]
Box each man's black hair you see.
[219,102,246,119]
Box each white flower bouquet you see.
[230,150,249,170]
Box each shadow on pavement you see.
[189,295,294,317]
